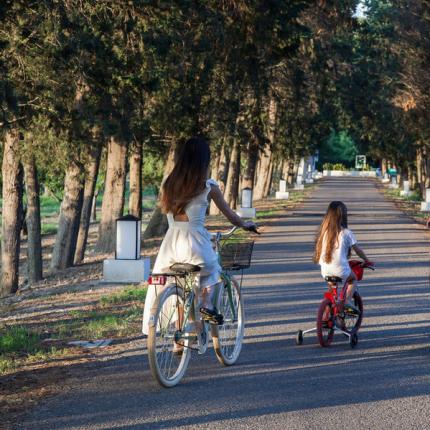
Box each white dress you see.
[319,228,357,280]
[142,179,221,335]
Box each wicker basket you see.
[220,240,254,270]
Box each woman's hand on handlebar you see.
[242,221,259,234]
[362,260,375,269]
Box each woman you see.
[142,137,257,335]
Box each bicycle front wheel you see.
[211,277,244,366]
[147,287,191,387]
[317,298,334,347]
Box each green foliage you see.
[332,163,348,171]
[319,130,358,167]
[0,326,41,354]
[142,152,164,189]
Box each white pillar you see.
[276,180,289,199]
[295,174,304,190]
[389,176,398,188]
[400,180,410,197]
[420,188,430,211]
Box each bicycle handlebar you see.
[361,261,375,270]
[211,224,259,243]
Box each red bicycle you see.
[296,260,375,348]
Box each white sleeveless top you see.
[142,179,221,335]
[319,228,357,280]
[152,178,221,283]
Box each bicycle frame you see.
[148,226,244,350]
[301,280,355,340]
[298,261,374,345]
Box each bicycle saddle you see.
[169,263,201,275]
[325,275,342,283]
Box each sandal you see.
[200,307,224,325]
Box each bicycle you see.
[296,260,375,349]
[146,226,255,387]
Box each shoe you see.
[200,307,224,325]
[344,304,360,316]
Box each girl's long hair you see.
[314,201,348,264]
[160,137,210,216]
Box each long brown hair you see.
[314,201,348,264]
[160,137,210,215]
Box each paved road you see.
[18,178,430,430]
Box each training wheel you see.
[349,333,358,348]
[296,330,303,345]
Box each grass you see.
[0,326,41,354]
[0,326,64,375]
[41,222,58,235]
[256,209,277,218]
[39,195,61,218]
[100,285,147,306]
[0,286,147,375]
[55,307,142,340]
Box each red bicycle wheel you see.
[317,298,335,347]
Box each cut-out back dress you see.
[142,179,221,335]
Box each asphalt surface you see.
[17,177,430,430]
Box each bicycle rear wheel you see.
[212,277,244,365]
[316,298,334,347]
[147,287,191,387]
[344,291,363,333]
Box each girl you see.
[314,201,370,313]
[142,137,257,335]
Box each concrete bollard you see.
[276,180,289,200]
[400,180,411,197]
[382,173,390,183]
[295,175,305,190]
[420,188,430,211]
[389,176,398,189]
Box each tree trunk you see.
[381,158,387,176]
[241,141,259,190]
[209,144,229,215]
[408,163,416,190]
[1,129,24,297]
[416,147,426,195]
[254,95,277,200]
[142,143,176,240]
[95,136,128,253]
[129,141,143,219]
[424,149,430,189]
[74,145,102,264]
[287,160,296,186]
[50,161,84,270]
[263,155,274,198]
[210,150,220,182]
[254,148,272,200]
[281,159,289,180]
[23,156,43,283]
[224,140,241,209]
[91,190,98,221]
